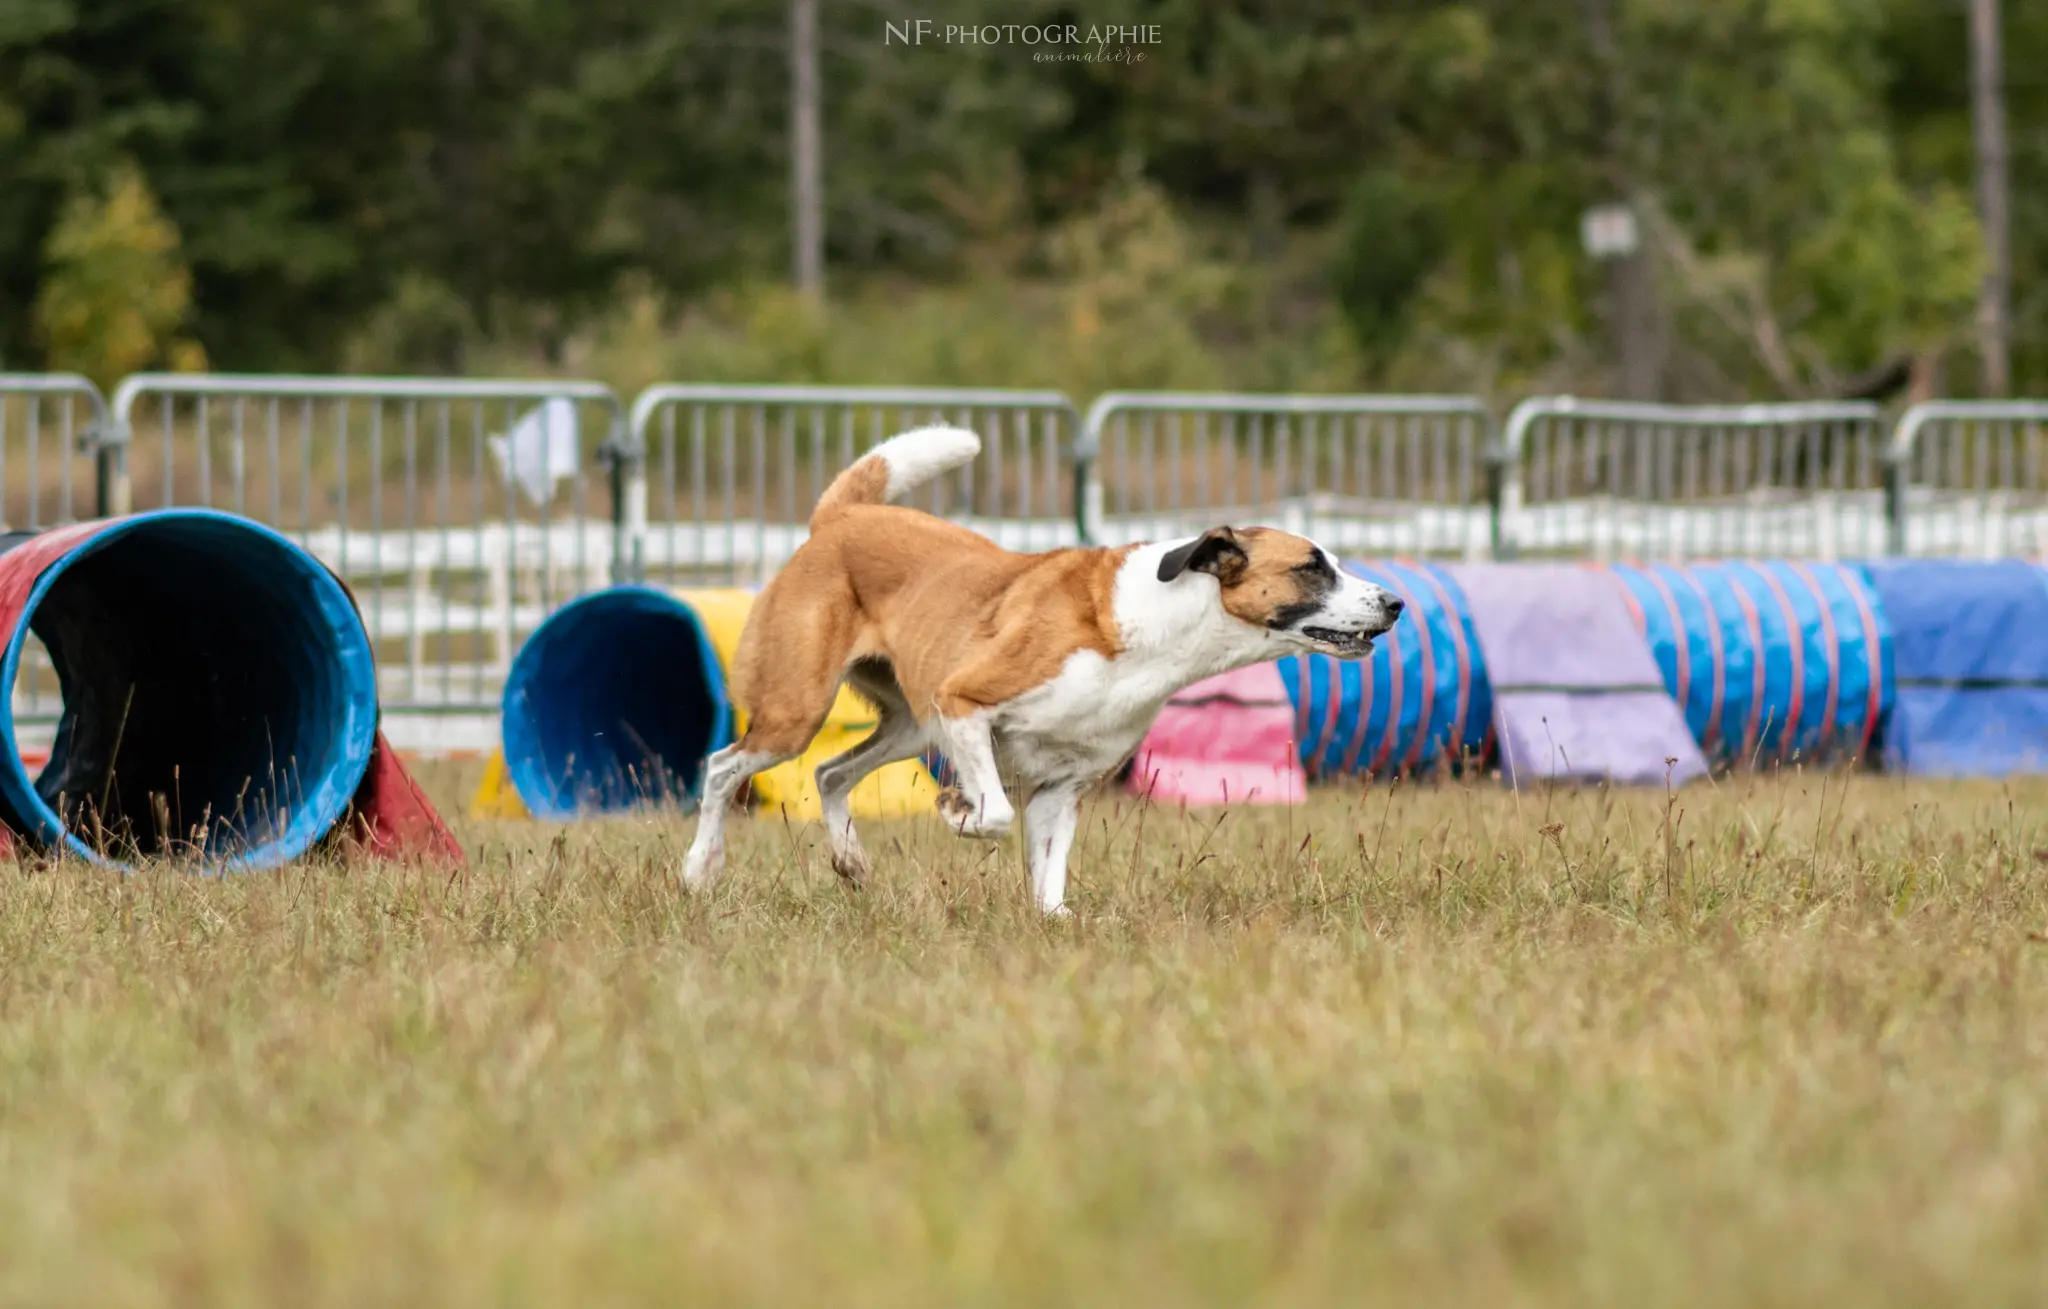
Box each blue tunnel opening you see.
[0,510,379,870]
[500,586,734,820]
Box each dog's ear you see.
[1157,527,1248,584]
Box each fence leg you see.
[408,562,429,702]
[93,430,131,518]
[1883,458,1906,556]
[1073,456,1101,547]
[605,418,646,585]
[1488,453,1519,563]
[489,545,514,674]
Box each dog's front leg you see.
[932,709,1015,839]
[1023,784,1083,916]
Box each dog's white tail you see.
[809,424,982,529]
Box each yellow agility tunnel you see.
[472,585,938,822]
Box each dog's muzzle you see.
[1300,625,1378,657]
[1299,592,1403,659]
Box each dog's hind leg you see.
[681,742,792,889]
[681,593,850,890]
[814,706,923,888]
[810,662,928,887]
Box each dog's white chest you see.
[979,544,1302,788]
[993,648,1193,783]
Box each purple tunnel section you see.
[1444,564,1708,788]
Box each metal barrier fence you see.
[1496,398,1889,561]
[108,374,629,712]
[1887,402,2048,558]
[10,372,2048,728]
[624,385,1081,587]
[1079,392,1493,558]
[0,374,117,720]
[0,373,114,528]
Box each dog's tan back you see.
[731,505,1127,750]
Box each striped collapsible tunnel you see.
[1277,560,1493,779]
[0,510,461,868]
[1606,562,1892,769]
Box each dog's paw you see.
[679,839,724,890]
[829,846,871,888]
[937,786,1013,839]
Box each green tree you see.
[1877,0,2048,392]
[0,0,2036,396]
[1331,170,1448,366]
[31,162,205,389]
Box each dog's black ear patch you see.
[1157,527,1247,584]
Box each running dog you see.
[680,424,1402,914]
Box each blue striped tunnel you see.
[1277,560,1493,778]
[960,557,1901,788]
[1606,562,1892,767]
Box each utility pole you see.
[791,0,824,300]
[1969,0,2011,395]
[1582,0,1662,401]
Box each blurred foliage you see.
[0,0,2040,397]
[1332,171,1447,369]
[31,162,205,390]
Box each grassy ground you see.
[1,763,2045,1306]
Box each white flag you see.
[487,397,580,506]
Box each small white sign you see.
[1581,204,1640,259]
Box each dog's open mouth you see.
[1302,626,1375,657]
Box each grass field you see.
[1,762,2046,1306]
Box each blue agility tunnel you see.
[1274,559,1890,780]
[1278,560,1494,778]
[0,510,380,869]
[1608,562,1892,768]
[500,586,734,819]
[1861,559,2048,776]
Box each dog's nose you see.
[1383,595,1405,619]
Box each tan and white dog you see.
[681,424,1403,914]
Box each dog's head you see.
[1155,526,1402,658]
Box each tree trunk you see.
[791,0,824,301]
[1611,224,1666,402]
[1907,351,1940,408]
[438,9,484,370]
[1584,0,1662,401]
[1969,0,2011,396]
